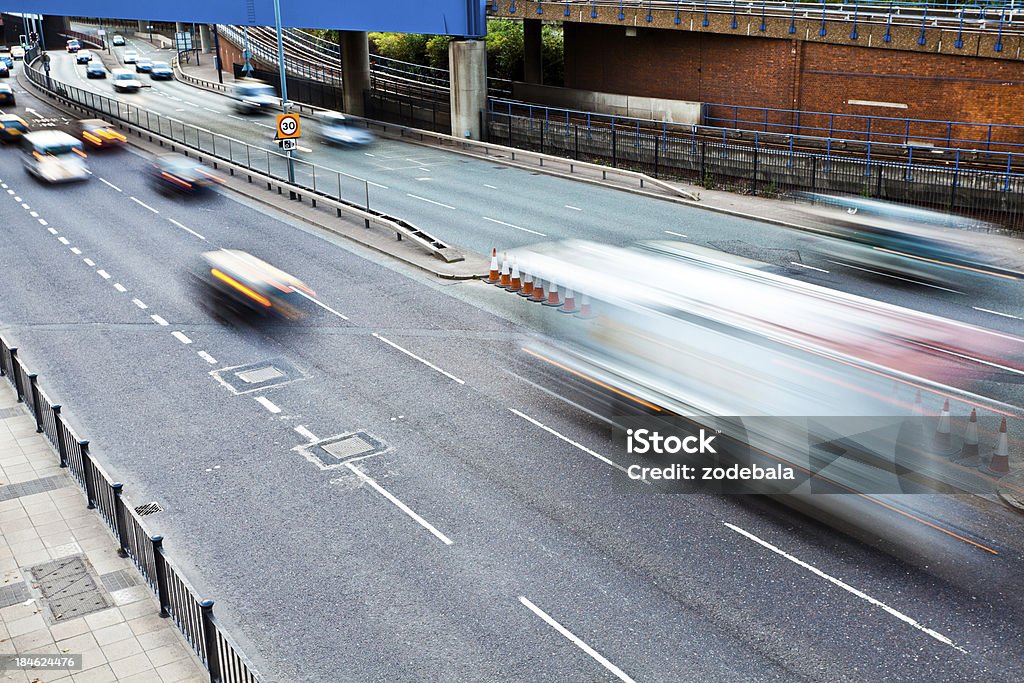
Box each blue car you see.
[0,55,13,69]
[86,61,106,78]
[149,61,173,80]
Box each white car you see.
[112,68,141,92]
[21,131,90,183]
[10,46,25,60]
[112,35,126,46]
[123,49,138,64]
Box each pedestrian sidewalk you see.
[0,382,206,683]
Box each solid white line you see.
[519,596,636,683]
[482,216,547,237]
[38,219,47,226]
[113,283,127,293]
[255,396,281,414]
[197,351,218,365]
[150,314,169,326]
[373,333,465,385]
[48,228,58,235]
[294,425,318,442]
[366,180,389,190]
[97,270,111,279]
[344,461,454,545]
[132,298,148,310]
[973,306,1021,320]
[406,193,455,210]
[293,289,349,320]
[83,258,95,266]
[168,218,205,240]
[663,230,688,239]
[99,177,122,192]
[723,522,965,652]
[203,107,221,113]
[227,114,244,121]
[130,196,159,213]
[827,261,963,294]
[565,205,582,211]
[483,183,498,189]
[790,261,830,274]
[509,409,629,475]
[70,247,81,255]
[58,237,69,245]
[172,331,193,344]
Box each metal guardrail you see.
[22,54,462,262]
[0,335,260,683]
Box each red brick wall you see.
[564,23,1024,146]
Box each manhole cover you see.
[296,432,389,470]
[29,556,111,622]
[135,502,162,517]
[212,357,306,394]
[0,581,31,608]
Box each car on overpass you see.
[149,61,173,80]
[76,50,93,65]
[135,58,153,74]
[0,85,16,107]
[0,62,8,79]
[319,113,375,147]
[20,130,90,183]
[229,80,277,114]
[85,61,106,78]
[112,35,126,46]
[111,69,141,92]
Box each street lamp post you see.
[148,25,154,44]
[273,0,296,193]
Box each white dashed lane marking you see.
[130,196,159,213]
[97,270,111,279]
[255,396,281,414]
[83,258,95,267]
[151,314,169,326]
[197,351,218,364]
[58,237,69,245]
[99,177,122,192]
[132,299,148,309]
[70,247,81,255]
[113,283,127,293]
[172,331,193,344]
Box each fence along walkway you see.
[0,336,261,683]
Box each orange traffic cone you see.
[559,287,578,314]
[578,294,593,319]
[498,253,511,288]
[933,399,957,456]
[955,409,980,467]
[543,283,563,307]
[981,417,1010,477]
[519,272,535,298]
[485,248,500,284]
[507,258,522,293]
[529,278,547,302]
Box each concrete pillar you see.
[137,20,146,33]
[449,39,487,140]
[175,22,185,34]
[523,19,543,85]
[340,31,371,116]
[199,24,212,53]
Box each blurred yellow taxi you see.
[0,114,29,143]
[78,118,127,149]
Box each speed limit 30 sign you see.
[276,113,301,140]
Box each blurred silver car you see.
[320,112,374,146]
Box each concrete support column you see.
[340,31,371,116]
[449,39,487,140]
[523,18,543,84]
[137,20,146,33]
[175,22,185,34]
[199,24,212,53]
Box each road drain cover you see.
[296,432,388,469]
[29,556,111,622]
[212,357,305,394]
[135,502,163,517]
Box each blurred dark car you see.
[149,61,172,80]
[194,249,314,321]
[0,114,28,142]
[0,62,8,79]
[79,118,126,149]
[75,50,93,64]
[135,58,153,73]
[148,153,223,193]
[85,61,106,78]
[0,85,16,107]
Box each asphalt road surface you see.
[0,48,1022,683]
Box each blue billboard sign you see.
[0,1,487,36]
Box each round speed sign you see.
[276,114,301,139]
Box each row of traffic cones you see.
[928,396,1013,477]
[486,248,593,317]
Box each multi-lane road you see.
[1,40,1022,682]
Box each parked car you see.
[112,35,125,46]
[85,61,106,78]
[149,61,172,80]
[21,130,90,183]
[0,84,16,106]
[123,48,138,64]
[229,80,277,113]
[10,46,25,60]
[320,113,375,147]
[135,58,153,73]
[79,118,127,149]
[111,68,141,92]
[76,50,93,64]
[66,38,81,53]
[0,114,28,143]
[148,153,223,194]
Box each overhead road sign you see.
[0,1,487,36]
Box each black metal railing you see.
[0,334,261,683]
